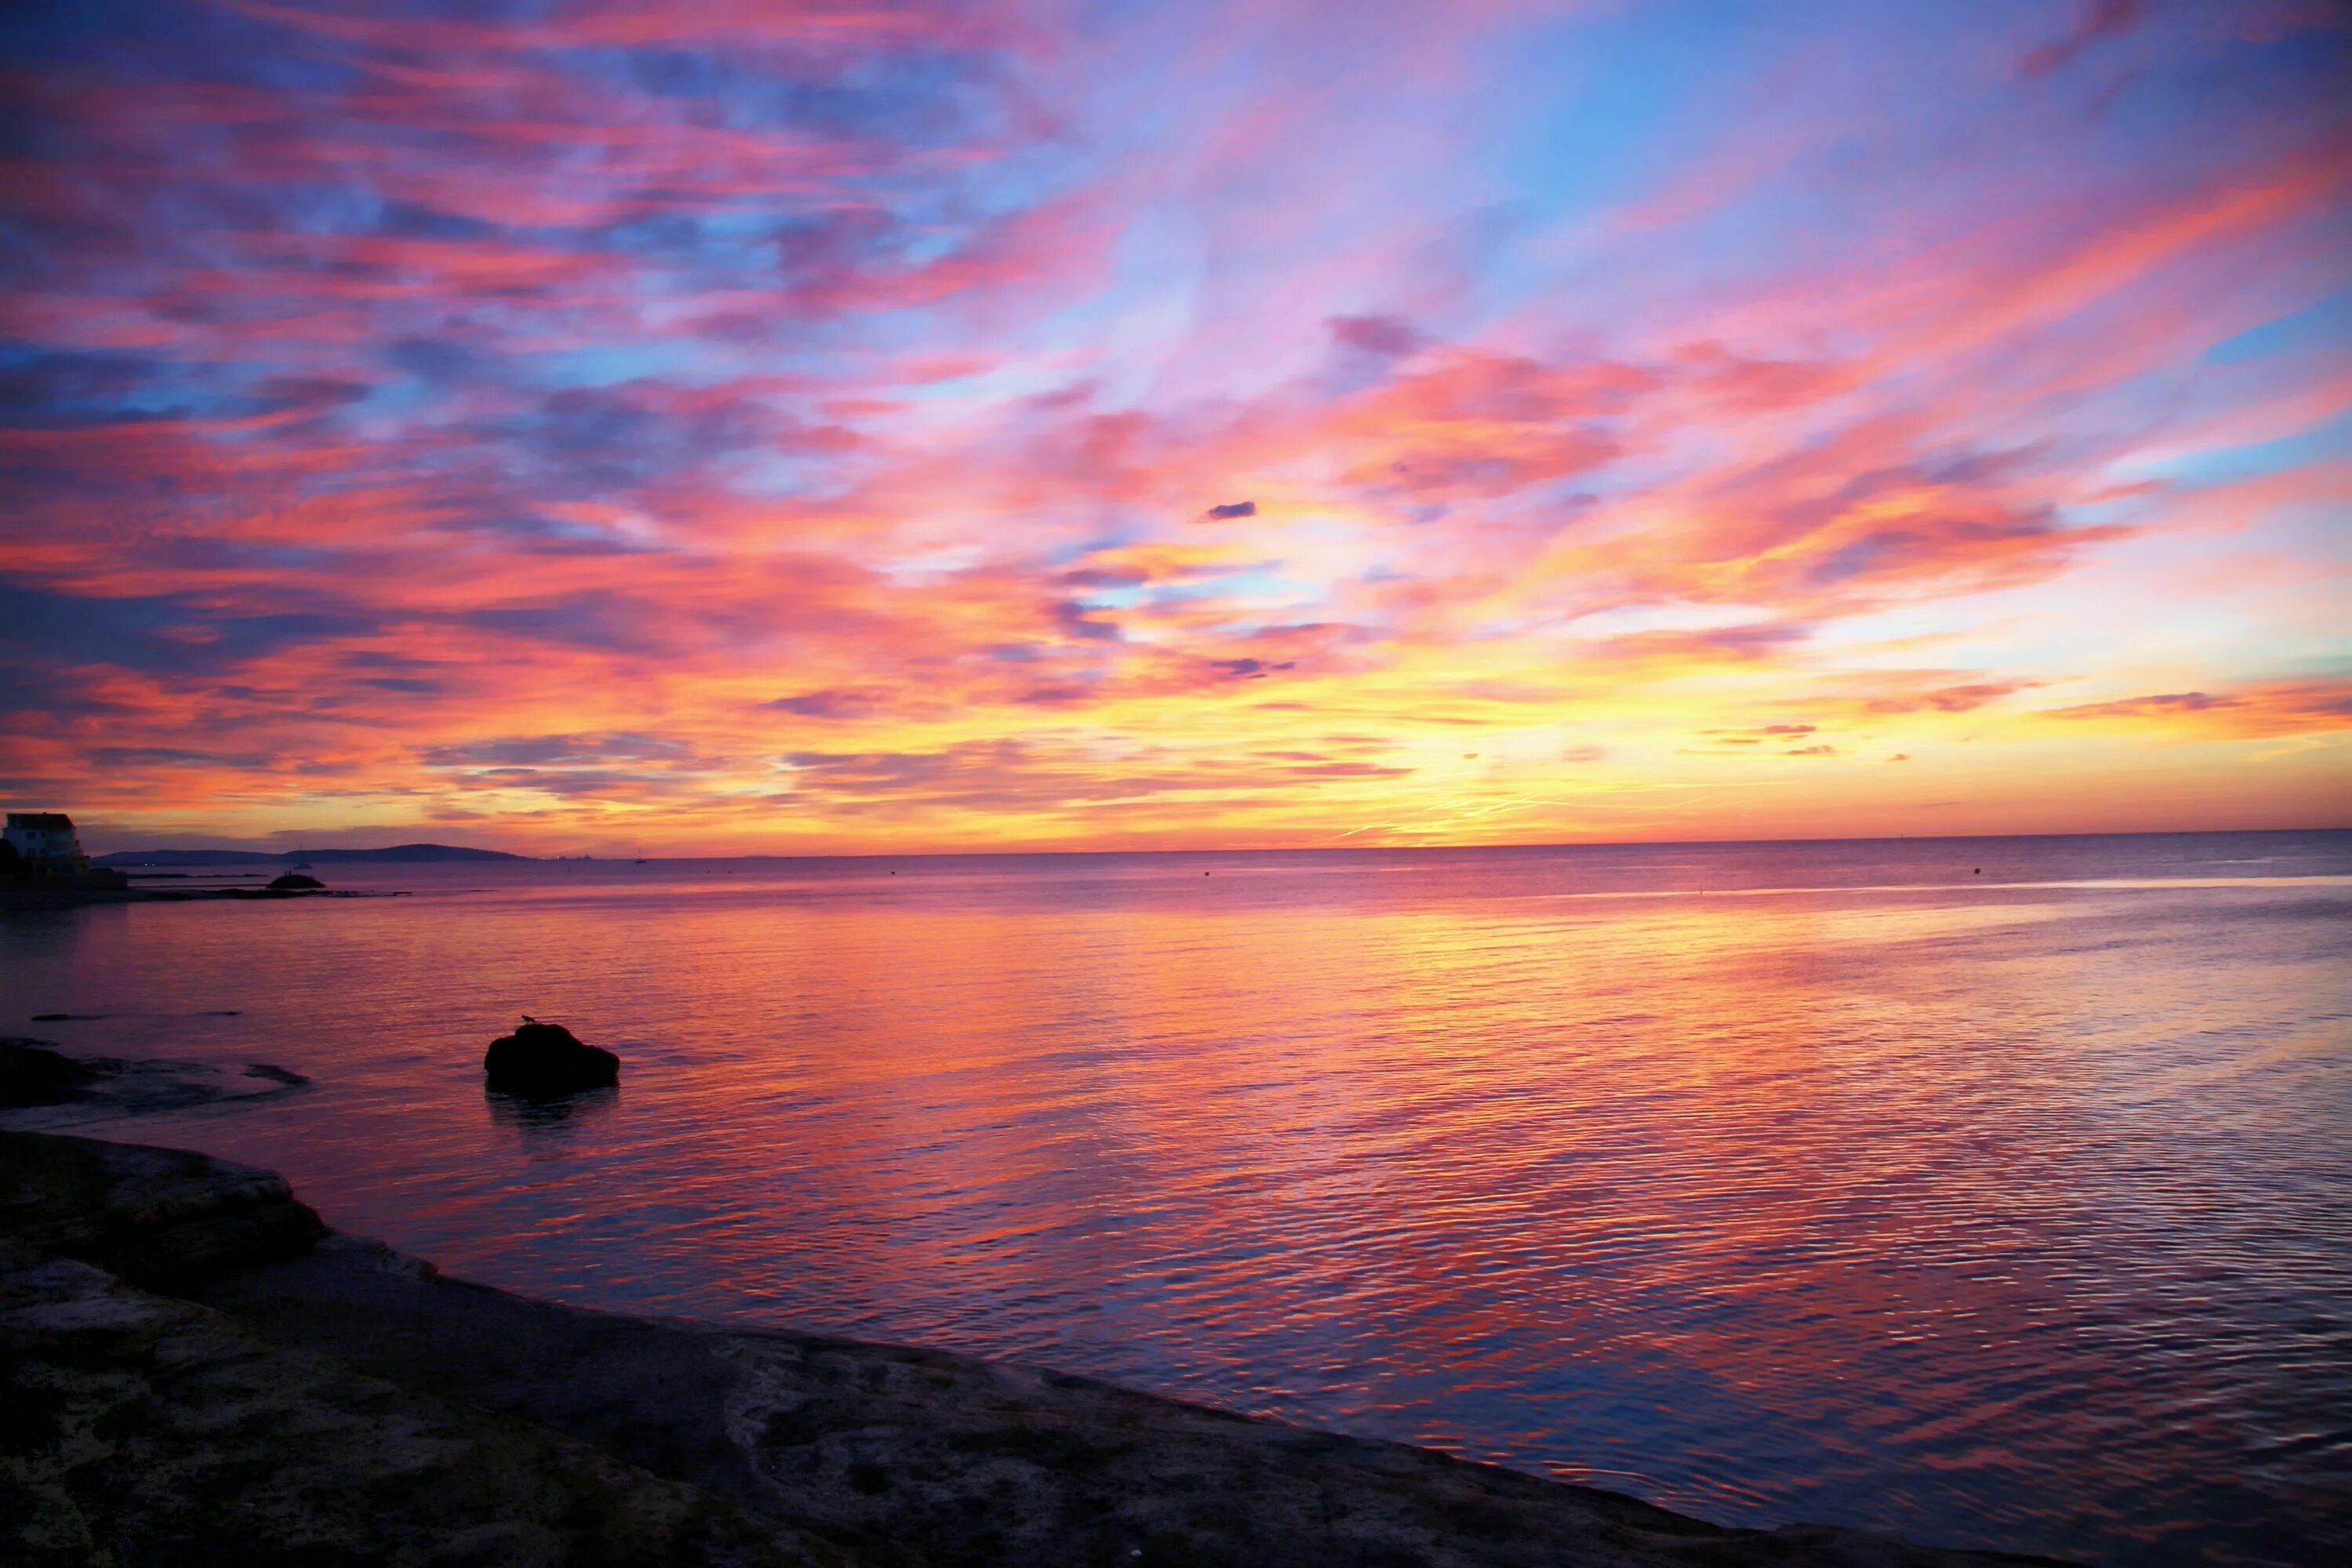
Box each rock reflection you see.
[485,1084,618,1142]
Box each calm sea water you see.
[5,832,2349,1565]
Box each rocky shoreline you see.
[1,1038,310,1129]
[0,883,405,906]
[0,1127,2074,1568]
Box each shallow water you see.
[7,831,2350,1565]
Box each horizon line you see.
[85,822,2352,864]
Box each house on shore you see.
[2,812,127,894]
[5,812,87,865]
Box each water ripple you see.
[6,832,2348,1566]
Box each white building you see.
[4,812,85,862]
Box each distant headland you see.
[5,817,527,901]
[95,844,531,866]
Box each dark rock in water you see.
[0,1038,101,1107]
[267,871,325,891]
[485,1019,620,1094]
[242,1062,311,1088]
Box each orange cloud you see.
[2040,681,2352,738]
[3,0,2346,850]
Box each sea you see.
[5,830,2348,1566]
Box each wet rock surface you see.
[0,1040,102,1107]
[0,1041,310,1129]
[1,1253,832,1568]
[3,1130,2075,1568]
[0,1132,326,1287]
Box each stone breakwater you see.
[1,1131,2075,1568]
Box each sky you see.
[2,0,2347,855]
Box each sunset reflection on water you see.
[6,833,2348,1566]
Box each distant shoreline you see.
[93,843,530,867]
[1,884,405,908]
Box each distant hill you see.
[96,844,532,866]
[95,850,283,866]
